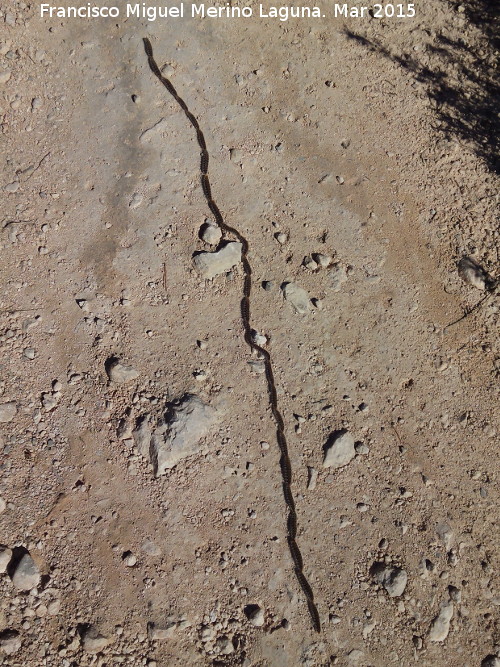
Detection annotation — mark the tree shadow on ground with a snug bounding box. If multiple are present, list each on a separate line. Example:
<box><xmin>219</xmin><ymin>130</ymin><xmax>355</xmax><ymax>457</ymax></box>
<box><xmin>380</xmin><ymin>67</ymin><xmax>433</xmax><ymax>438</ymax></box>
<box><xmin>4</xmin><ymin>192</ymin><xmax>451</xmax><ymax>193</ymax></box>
<box><xmin>345</xmin><ymin>0</ymin><xmax>499</xmax><ymax>173</ymax></box>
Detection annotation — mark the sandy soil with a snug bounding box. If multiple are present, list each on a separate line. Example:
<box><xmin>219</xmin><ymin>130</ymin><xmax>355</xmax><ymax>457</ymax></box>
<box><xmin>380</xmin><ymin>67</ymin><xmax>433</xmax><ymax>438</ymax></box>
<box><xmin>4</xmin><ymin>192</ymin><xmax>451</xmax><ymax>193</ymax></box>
<box><xmin>0</xmin><ymin>1</ymin><xmax>498</xmax><ymax>665</ymax></box>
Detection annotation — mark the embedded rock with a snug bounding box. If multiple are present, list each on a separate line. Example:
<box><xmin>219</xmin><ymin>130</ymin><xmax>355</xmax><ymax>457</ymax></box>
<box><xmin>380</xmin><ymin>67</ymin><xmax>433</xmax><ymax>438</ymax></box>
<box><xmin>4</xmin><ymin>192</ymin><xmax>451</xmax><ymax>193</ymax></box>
<box><xmin>193</xmin><ymin>242</ymin><xmax>242</xmax><ymax>279</ymax></box>
<box><xmin>323</xmin><ymin>430</ymin><xmax>355</xmax><ymax>469</ymax></box>
<box><xmin>151</xmin><ymin>395</ymin><xmax>218</xmax><ymax>474</ymax></box>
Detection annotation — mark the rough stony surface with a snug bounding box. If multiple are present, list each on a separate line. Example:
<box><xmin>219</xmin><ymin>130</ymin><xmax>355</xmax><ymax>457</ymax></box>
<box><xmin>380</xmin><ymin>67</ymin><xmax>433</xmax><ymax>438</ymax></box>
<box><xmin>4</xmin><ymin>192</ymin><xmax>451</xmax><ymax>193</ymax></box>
<box><xmin>192</xmin><ymin>242</ymin><xmax>242</xmax><ymax>278</ymax></box>
<box><xmin>150</xmin><ymin>395</ymin><xmax>219</xmax><ymax>474</ymax></box>
<box><xmin>323</xmin><ymin>430</ymin><xmax>356</xmax><ymax>469</ymax></box>
<box><xmin>0</xmin><ymin>4</ymin><xmax>498</xmax><ymax>665</ymax></box>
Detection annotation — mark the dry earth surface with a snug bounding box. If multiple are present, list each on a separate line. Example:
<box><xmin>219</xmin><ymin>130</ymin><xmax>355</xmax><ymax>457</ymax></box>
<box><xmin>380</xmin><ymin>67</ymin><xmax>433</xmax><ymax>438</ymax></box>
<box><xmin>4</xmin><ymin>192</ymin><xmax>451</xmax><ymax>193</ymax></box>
<box><xmin>0</xmin><ymin>1</ymin><xmax>499</xmax><ymax>665</ymax></box>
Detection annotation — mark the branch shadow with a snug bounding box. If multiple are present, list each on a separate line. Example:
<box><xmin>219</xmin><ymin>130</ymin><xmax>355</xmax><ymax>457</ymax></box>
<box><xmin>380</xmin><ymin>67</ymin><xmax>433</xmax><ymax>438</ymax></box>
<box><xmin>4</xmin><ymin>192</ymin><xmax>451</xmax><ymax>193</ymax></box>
<box><xmin>345</xmin><ymin>0</ymin><xmax>500</xmax><ymax>173</ymax></box>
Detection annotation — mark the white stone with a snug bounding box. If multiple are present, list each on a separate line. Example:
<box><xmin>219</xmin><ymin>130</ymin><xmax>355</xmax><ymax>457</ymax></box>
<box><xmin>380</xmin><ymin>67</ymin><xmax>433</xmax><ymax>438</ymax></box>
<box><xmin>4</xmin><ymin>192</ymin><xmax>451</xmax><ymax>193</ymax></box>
<box><xmin>0</xmin><ymin>547</ymin><xmax>12</xmax><ymax>574</ymax></box>
<box><xmin>323</xmin><ymin>431</ymin><xmax>355</xmax><ymax>469</ymax></box>
<box><xmin>303</xmin><ymin>256</ymin><xmax>318</xmax><ymax>270</ymax></box>
<box><xmin>106</xmin><ymin>360</ymin><xmax>139</xmax><ymax>384</ymax></box>
<box><xmin>329</xmin><ymin>264</ymin><xmax>348</xmax><ymax>292</ymax></box>
<box><xmin>47</xmin><ymin>599</ymin><xmax>61</xmax><ymax>615</ymax></box>
<box><xmin>193</xmin><ymin>242</ymin><xmax>242</xmax><ymax>279</ymax></box>
<box><xmin>458</xmin><ymin>256</ymin><xmax>488</xmax><ymax>290</ymax></box>
<box><xmin>371</xmin><ymin>563</ymin><xmax>408</xmax><ymax>597</ymax></box>
<box><xmin>428</xmin><ymin>601</ymin><xmax>453</xmax><ymax>642</ymax></box>
<box><xmin>0</xmin><ymin>630</ymin><xmax>21</xmax><ymax>655</ymax></box>
<box><xmin>482</xmin><ymin>657</ymin><xmax>500</xmax><ymax>667</ymax></box>
<box><xmin>82</xmin><ymin>626</ymin><xmax>111</xmax><ymax>653</ymax></box>
<box><xmin>200</xmin><ymin>222</ymin><xmax>222</xmax><ymax>246</ymax></box>
<box><xmin>244</xmin><ymin>605</ymin><xmax>264</xmax><ymax>627</ymax></box>
<box><xmin>282</xmin><ymin>282</ymin><xmax>311</xmax><ymax>314</ymax></box>
<box><xmin>0</xmin><ymin>402</ymin><xmax>17</xmax><ymax>423</ymax></box>
<box><xmin>10</xmin><ymin>553</ymin><xmax>40</xmax><ymax>590</ymax></box>
<box><xmin>0</xmin><ymin>498</ymin><xmax>5</xmax><ymax>514</ymax></box>
<box><xmin>132</xmin><ymin>418</ymin><xmax>152</xmax><ymax>459</ymax></box>
<box><xmin>315</xmin><ymin>253</ymin><xmax>332</xmax><ymax>268</ymax></box>
<box><xmin>151</xmin><ymin>395</ymin><xmax>218</xmax><ymax>474</ymax></box>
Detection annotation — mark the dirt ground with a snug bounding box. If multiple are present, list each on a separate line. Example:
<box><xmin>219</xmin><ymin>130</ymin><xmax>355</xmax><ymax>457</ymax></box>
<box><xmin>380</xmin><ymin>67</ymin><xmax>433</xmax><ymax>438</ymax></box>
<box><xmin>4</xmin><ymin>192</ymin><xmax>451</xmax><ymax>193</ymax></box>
<box><xmin>0</xmin><ymin>1</ymin><xmax>498</xmax><ymax>665</ymax></box>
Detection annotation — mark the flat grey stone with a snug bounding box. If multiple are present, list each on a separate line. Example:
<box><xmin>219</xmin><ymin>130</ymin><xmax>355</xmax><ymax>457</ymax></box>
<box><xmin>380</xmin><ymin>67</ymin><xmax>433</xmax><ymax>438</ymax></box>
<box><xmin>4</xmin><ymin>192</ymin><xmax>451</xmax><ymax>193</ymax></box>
<box><xmin>428</xmin><ymin>601</ymin><xmax>453</xmax><ymax>642</ymax></box>
<box><xmin>0</xmin><ymin>630</ymin><xmax>21</xmax><ymax>655</ymax></box>
<box><xmin>323</xmin><ymin>430</ymin><xmax>355</xmax><ymax>469</ymax></box>
<box><xmin>148</xmin><ymin>622</ymin><xmax>177</xmax><ymax>640</ymax></box>
<box><xmin>371</xmin><ymin>563</ymin><xmax>408</xmax><ymax>597</ymax></box>
<box><xmin>329</xmin><ymin>263</ymin><xmax>348</xmax><ymax>292</ymax></box>
<box><xmin>200</xmin><ymin>221</ymin><xmax>222</xmax><ymax>246</ymax></box>
<box><xmin>106</xmin><ymin>360</ymin><xmax>139</xmax><ymax>384</ymax></box>
<box><xmin>193</xmin><ymin>242</ymin><xmax>242</xmax><ymax>279</ymax></box>
<box><xmin>0</xmin><ymin>402</ymin><xmax>17</xmax><ymax>423</ymax></box>
<box><xmin>151</xmin><ymin>395</ymin><xmax>218</xmax><ymax>474</ymax></box>
<box><xmin>132</xmin><ymin>418</ymin><xmax>152</xmax><ymax>459</ymax></box>
<box><xmin>10</xmin><ymin>553</ymin><xmax>40</xmax><ymax>591</ymax></box>
<box><xmin>282</xmin><ymin>282</ymin><xmax>311</xmax><ymax>314</ymax></box>
<box><xmin>82</xmin><ymin>626</ymin><xmax>111</xmax><ymax>653</ymax></box>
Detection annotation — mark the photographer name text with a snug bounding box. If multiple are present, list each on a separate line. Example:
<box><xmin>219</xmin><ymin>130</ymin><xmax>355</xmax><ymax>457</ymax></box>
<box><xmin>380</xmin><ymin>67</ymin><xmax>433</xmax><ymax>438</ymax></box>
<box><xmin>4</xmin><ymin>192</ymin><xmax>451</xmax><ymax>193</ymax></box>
<box><xmin>40</xmin><ymin>3</ymin><xmax>417</xmax><ymax>21</ymax></box>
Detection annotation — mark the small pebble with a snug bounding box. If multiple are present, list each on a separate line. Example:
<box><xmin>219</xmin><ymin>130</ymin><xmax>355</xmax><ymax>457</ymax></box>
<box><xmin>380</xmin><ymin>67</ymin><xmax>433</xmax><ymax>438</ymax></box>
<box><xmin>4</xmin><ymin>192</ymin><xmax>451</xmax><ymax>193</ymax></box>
<box><xmin>314</xmin><ymin>253</ymin><xmax>332</xmax><ymax>268</ymax></box>
<box><xmin>303</xmin><ymin>256</ymin><xmax>318</xmax><ymax>270</ymax></box>
<box><xmin>370</xmin><ymin>562</ymin><xmax>408</xmax><ymax>597</ymax></box>
<box><xmin>275</xmin><ymin>232</ymin><xmax>288</xmax><ymax>245</ymax></box>
<box><xmin>200</xmin><ymin>221</ymin><xmax>222</xmax><ymax>246</ymax></box>
<box><xmin>122</xmin><ymin>551</ymin><xmax>137</xmax><ymax>567</ymax></box>
<box><xmin>229</xmin><ymin>148</ymin><xmax>242</xmax><ymax>163</ymax></box>
<box><xmin>23</xmin><ymin>348</ymin><xmax>36</xmax><ymax>360</ymax></box>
